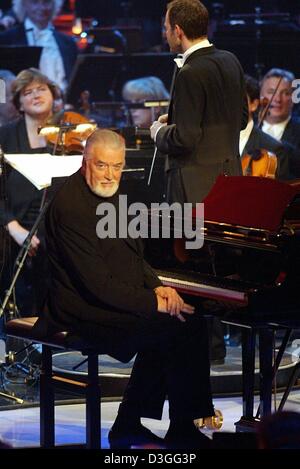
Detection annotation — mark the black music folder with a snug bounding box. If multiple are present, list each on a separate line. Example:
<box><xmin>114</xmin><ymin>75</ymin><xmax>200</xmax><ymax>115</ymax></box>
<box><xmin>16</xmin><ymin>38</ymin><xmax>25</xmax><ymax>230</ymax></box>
<box><xmin>0</xmin><ymin>46</ymin><xmax>42</xmax><ymax>74</ymax></box>
<box><xmin>67</xmin><ymin>52</ymin><xmax>175</xmax><ymax>105</ymax></box>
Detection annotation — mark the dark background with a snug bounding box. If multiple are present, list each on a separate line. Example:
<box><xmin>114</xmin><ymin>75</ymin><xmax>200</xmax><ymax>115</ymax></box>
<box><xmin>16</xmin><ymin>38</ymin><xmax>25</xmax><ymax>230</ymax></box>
<box><xmin>74</xmin><ymin>1</ymin><xmax>299</xmax><ymax>19</ymax></box>
<box><xmin>67</xmin><ymin>0</ymin><xmax>300</xmax><ymax>104</ymax></box>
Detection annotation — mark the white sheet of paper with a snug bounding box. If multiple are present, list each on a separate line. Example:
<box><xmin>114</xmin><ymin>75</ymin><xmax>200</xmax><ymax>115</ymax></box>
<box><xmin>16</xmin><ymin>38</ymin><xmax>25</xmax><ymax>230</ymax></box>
<box><xmin>4</xmin><ymin>153</ymin><xmax>83</xmax><ymax>190</ymax></box>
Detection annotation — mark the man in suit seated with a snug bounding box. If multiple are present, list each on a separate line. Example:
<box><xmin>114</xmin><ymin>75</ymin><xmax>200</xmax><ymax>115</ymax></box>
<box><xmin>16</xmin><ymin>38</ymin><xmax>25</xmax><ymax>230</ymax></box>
<box><xmin>0</xmin><ymin>0</ymin><xmax>77</xmax><ymax>92</ymax></box>
<box><xmin>260</xmin><ymin>68</ymin><xmax>300</xmax><ymax>178</ymax></box>
<box><xmin>42</xmin><ymin>128</ymin><xmax>215</xmax><ymax>449</ymax></box>
<box><xmin>240</xmin><ymin>74</ymin><xmax>291</xmax><ymax>180</ymax></box>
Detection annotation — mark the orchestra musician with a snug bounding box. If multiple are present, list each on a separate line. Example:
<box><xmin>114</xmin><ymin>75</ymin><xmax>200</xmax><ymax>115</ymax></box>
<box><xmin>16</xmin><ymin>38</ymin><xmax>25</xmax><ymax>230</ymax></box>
<box><xmin>0</xmin><ymin>0</ymin><xmax>77</xmax><ymax>92</ymax></box>
<box><xmin>40</xmin><ymin>128</ymin><xmax>215</xmax><ymax>449</ymax></box>
<box><xmin>150</xmin><ymin>0</ymin><xmax>248</xmax><ymax>205</ymax></box>
<box><xmin>240</xmin><ymin>74</ymin><xmax>291</xmax><ymax>180</ymax></box>
<box><xmin>260</xmin><ymin>68</ymin><xmax>300</xmax><ymax>178</ymax></box>
<box><xmin>122</xmin><ymin>76</ymin><xmax>170</xmax><ymax>128</ymax></box>
<box><xmin>0</xmin><ymin>68</ymin><xmax>57</xmax><ymax>320</ymax></box>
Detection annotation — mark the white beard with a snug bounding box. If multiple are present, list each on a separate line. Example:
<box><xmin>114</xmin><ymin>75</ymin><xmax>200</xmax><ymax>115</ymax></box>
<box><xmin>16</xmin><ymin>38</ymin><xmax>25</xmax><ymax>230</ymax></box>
<box><xmin>90</xmin><ymin>181</ymin><xmax>119</xmax><ymax>198</ymax></box>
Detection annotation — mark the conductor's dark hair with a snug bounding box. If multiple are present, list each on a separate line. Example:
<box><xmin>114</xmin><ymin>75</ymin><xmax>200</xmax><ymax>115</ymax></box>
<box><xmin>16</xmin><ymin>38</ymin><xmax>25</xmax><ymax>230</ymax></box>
<box><xmin>167</xmin><ymin>0</ymin><xmax>209</xmax><ymax>39</ymax></box>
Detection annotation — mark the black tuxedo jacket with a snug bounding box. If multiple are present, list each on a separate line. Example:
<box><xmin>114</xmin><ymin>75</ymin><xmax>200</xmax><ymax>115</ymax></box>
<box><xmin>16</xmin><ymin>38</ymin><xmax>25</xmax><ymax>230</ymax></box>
<box><xmin>281</xmin><ymin>117</ymin><xmax>300</xmax><ymax>178</ymax></box>
<box><xmin>156</xmin><ymin>45</ymin><xmax>248</xmax><ymax>203</ymax></box>
<box><xmin>0</xmin><ymin>24</ymin><xmax>77</xmax><ymax>80</ymax></box>
<box><xmin>44</xmin><ymin>170</ymin><xmax>161</xmax><ymax>356</ymax></box>
<box><xmin>242</xmin><ymin>125</ymin><xmax>290</xmax><ymax>180</ymax></box>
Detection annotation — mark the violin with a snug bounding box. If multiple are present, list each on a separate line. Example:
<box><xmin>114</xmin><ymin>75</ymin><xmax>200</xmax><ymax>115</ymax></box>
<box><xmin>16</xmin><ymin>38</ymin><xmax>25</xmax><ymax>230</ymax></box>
<box><xmin>241</xmin><ymin>76</ymin><xmax>283</xmax><ymax>179</ymax></box>
<box><xmin>241</xmin><ymin>148</ymin><xmax>277</xmax><ymax>179</ymax></box>
<box><xmin>40</xmin><ymin>110</ymin><xmax>97</xmax><ymax>155</ymax></box>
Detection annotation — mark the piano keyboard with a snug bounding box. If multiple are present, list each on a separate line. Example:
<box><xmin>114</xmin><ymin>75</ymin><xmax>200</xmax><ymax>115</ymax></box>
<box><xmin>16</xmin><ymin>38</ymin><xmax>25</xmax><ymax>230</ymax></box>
<box><xmin>157</xmin><ymin>270</ymin><xmax>254</xmax><ymax>305</ymax></box>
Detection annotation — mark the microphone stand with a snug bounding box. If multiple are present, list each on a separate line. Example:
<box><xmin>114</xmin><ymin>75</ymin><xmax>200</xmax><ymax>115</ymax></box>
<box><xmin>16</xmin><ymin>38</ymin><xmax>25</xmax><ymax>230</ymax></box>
<box><xmin>0</xmin><ymin>191</ymin><xmax>49</xmax><ymax>402</ymax></box>
<box><xmin>0</xmin><ymin>149</ymin><xmax>25</xmax><ymax>403</ymax></box>
<box><xmin>0</xmin><ymin>196</ymin><xmax>49</xmax><ymax>320</ymax></box>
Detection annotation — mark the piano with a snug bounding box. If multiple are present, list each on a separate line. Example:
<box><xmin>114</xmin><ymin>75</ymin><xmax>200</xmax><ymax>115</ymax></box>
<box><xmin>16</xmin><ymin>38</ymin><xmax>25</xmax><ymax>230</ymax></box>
<box><xmin>144</xmin><ymin>175</ymin><xmax>300</xmax><ymax>430</ymax></box>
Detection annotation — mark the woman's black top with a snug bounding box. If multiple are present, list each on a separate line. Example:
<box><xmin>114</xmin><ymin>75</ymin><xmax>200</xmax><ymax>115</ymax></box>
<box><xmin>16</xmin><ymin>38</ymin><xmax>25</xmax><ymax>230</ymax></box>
<box><xmin>0</xmin><ymin>118</ymin><xmax>49</xmax><ymax>229</ymax></box>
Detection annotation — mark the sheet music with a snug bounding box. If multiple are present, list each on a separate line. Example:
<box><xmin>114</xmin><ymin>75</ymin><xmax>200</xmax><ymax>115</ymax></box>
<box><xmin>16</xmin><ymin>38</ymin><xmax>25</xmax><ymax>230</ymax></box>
<box><xmin>4</xmin><ymin>153</ymin><xmax>83</xmax><ymax>190</ymax></box>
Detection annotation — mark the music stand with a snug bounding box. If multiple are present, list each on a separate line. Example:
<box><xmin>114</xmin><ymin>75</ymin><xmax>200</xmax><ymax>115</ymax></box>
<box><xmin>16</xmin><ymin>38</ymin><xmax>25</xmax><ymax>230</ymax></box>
<box><xmin>125</xmin><ymin>52</ymin><xmax>175</xmax><ymax>86</ymax></box>
<box><xmin>202</xmin><ymin>175</ymin><xmax>299</xmax><ymax>232</ymax></box>
<box><xmin>213</xmin><ymin>13</ymin><xmax>300</xmax><ymax>79</ymax></box>
<box><xmin>66</xmin><ymin>52</ymin><xmax>175</xmax><ymax>106</ymax></box>
<box><xmin>90</xmin><ymin>99</ymin><xmax>169</xmax><ymax>129</ymax></box>
<box><xmin>0</xmin><ymin>46</ymin><xmax>42</xmax><ymax>74</ymax></box>
<box><xmin>86</xmin><ymin>26</ymin><xmax>143</xmax><ymax>53</ymax></box>
<box><xmin>67</xmin><ymin>53</ymin><xmax>123</xmax><ymax>105</ymax></box>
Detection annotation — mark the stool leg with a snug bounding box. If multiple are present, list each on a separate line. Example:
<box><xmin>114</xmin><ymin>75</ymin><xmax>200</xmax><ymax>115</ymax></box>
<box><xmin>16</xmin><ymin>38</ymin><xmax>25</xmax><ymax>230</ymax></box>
<box><xmin>40</xmin><ymin>344</ymin><xmax>55</xmax><ymax>447</ymax></box>
<box><xmin>86</xmin><ymin>353</ymin><xmax>101</xmax><ymax>449</ymax></box>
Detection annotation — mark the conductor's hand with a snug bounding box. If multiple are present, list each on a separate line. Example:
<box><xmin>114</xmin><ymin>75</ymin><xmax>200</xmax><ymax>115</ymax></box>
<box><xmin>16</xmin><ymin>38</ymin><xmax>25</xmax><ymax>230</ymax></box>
<box><xmin>158</xmin><ymin>114</ymin><xmax>168</xmax><ymax>124</ymax></box>
<box><xmin>150</xmin><ymin>120</ymin><xmax>166</xmax><ymax>140</ymax></box>
<box><xmin>155</xmin><ymin>286</ymin><xmax>195</xmax><ymax>322</ymax></box>
<box><xmin>7</xmin><ymin>220</ymin><xmax>40</xmax><ymax>256</ymax></box>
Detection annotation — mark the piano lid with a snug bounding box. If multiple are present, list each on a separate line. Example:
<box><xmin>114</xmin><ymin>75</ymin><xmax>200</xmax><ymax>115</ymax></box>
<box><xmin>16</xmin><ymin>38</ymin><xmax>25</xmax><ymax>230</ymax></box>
<box><xmin>200</xmin><ymin>175</ymin><xmax>299</xmax><ymax>233</ymax></box>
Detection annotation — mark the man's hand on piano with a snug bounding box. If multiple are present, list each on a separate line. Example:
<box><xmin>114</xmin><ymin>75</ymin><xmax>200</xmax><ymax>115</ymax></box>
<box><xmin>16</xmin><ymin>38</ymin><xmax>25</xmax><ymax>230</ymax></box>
<box><xmin>155</xmin><ymin>286</ymin><xmax>195</xmax><ymax>322</ymax></box>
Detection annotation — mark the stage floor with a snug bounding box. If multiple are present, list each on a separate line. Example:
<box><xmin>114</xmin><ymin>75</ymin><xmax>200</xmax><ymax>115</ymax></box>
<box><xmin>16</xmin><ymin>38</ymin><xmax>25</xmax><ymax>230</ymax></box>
<box><xmin>0</xmin><ymin>391</ymin><xmax>300</xmax><ymax>448</ymax></box>
<box><xmin>0</xmin><ymin>341</ymin><xmax>300</xmax><ymax>449</ymax></box>
<box><xmin>0</xmin><ymin>343</ymin><xmax>299</xmax><ymax>406</ymax></box>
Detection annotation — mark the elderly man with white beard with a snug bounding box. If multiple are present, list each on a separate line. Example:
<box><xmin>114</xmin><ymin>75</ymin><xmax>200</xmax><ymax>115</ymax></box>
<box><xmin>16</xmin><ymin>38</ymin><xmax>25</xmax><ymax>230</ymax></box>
<box><xmin>36</xmin><ymin>128</ymin><xmax>216</xmax><ymax>450</ymax></box>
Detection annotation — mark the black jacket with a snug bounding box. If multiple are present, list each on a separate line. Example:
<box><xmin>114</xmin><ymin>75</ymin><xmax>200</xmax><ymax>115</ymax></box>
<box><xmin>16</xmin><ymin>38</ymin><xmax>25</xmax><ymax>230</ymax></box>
<box><xmin>281</xmin><ymin>117</ymin><xmax>300</xmax><ymax>178</ymax></box>
<box><xmin>45</xmin><ymin>170</ymin><xmax>161</xmax><ymax>338</ymax></box>
<box><xmin>0</xmin><ymin>23</ymin><xmax>77</xmax><ymax>80</ymax></box>
<box><xmin>156</xmin><ymin>45</ymin><xmax>248</xmax><ymax>203</ymax></box>
<box><xmin>0</xmin><ymin>118</ymin><xmax>46</xmax><ymax>227</ymax></box>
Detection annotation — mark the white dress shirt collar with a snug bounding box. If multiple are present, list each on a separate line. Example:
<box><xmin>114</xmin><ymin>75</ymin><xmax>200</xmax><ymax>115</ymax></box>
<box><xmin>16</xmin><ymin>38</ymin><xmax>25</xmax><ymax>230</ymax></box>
<box><xmin>24</xmin><ymin>18</ymin><xmax>67</xmax><ymax>92</ymax></box>
<box><xmin>174</xmin><ymin>39</ymin><xmax>212</xmax><ymax>68</ymax></box>
<box><xmin>262</xmin><ymin>116</ymin><xmax>291</xmax><ymax>142</ymax></box>
<box><xmin>239</xmin><ymin>119</ymin><xmax>254</xmax><ymax>156</ymax></box>
<box><xmin>24</xmin><ymin>18</ymin><xmax>53</xmax><ymax>37</ymax></box>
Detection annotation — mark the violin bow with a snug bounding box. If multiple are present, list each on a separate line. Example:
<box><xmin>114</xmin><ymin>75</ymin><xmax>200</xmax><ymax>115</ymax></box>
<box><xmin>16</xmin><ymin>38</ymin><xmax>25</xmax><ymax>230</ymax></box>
<box><xmin>258</xmin><ymin>76</ymin><xmax>283</xmax><ymax>128</ymax></box>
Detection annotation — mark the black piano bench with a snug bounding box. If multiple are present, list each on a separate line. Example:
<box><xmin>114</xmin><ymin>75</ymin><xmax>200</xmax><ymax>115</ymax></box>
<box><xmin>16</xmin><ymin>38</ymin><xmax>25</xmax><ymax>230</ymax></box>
<box><xmin>5</xmin><ymin>317</ymin><xmax>105</xmax><ymax>449</ymax></box>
